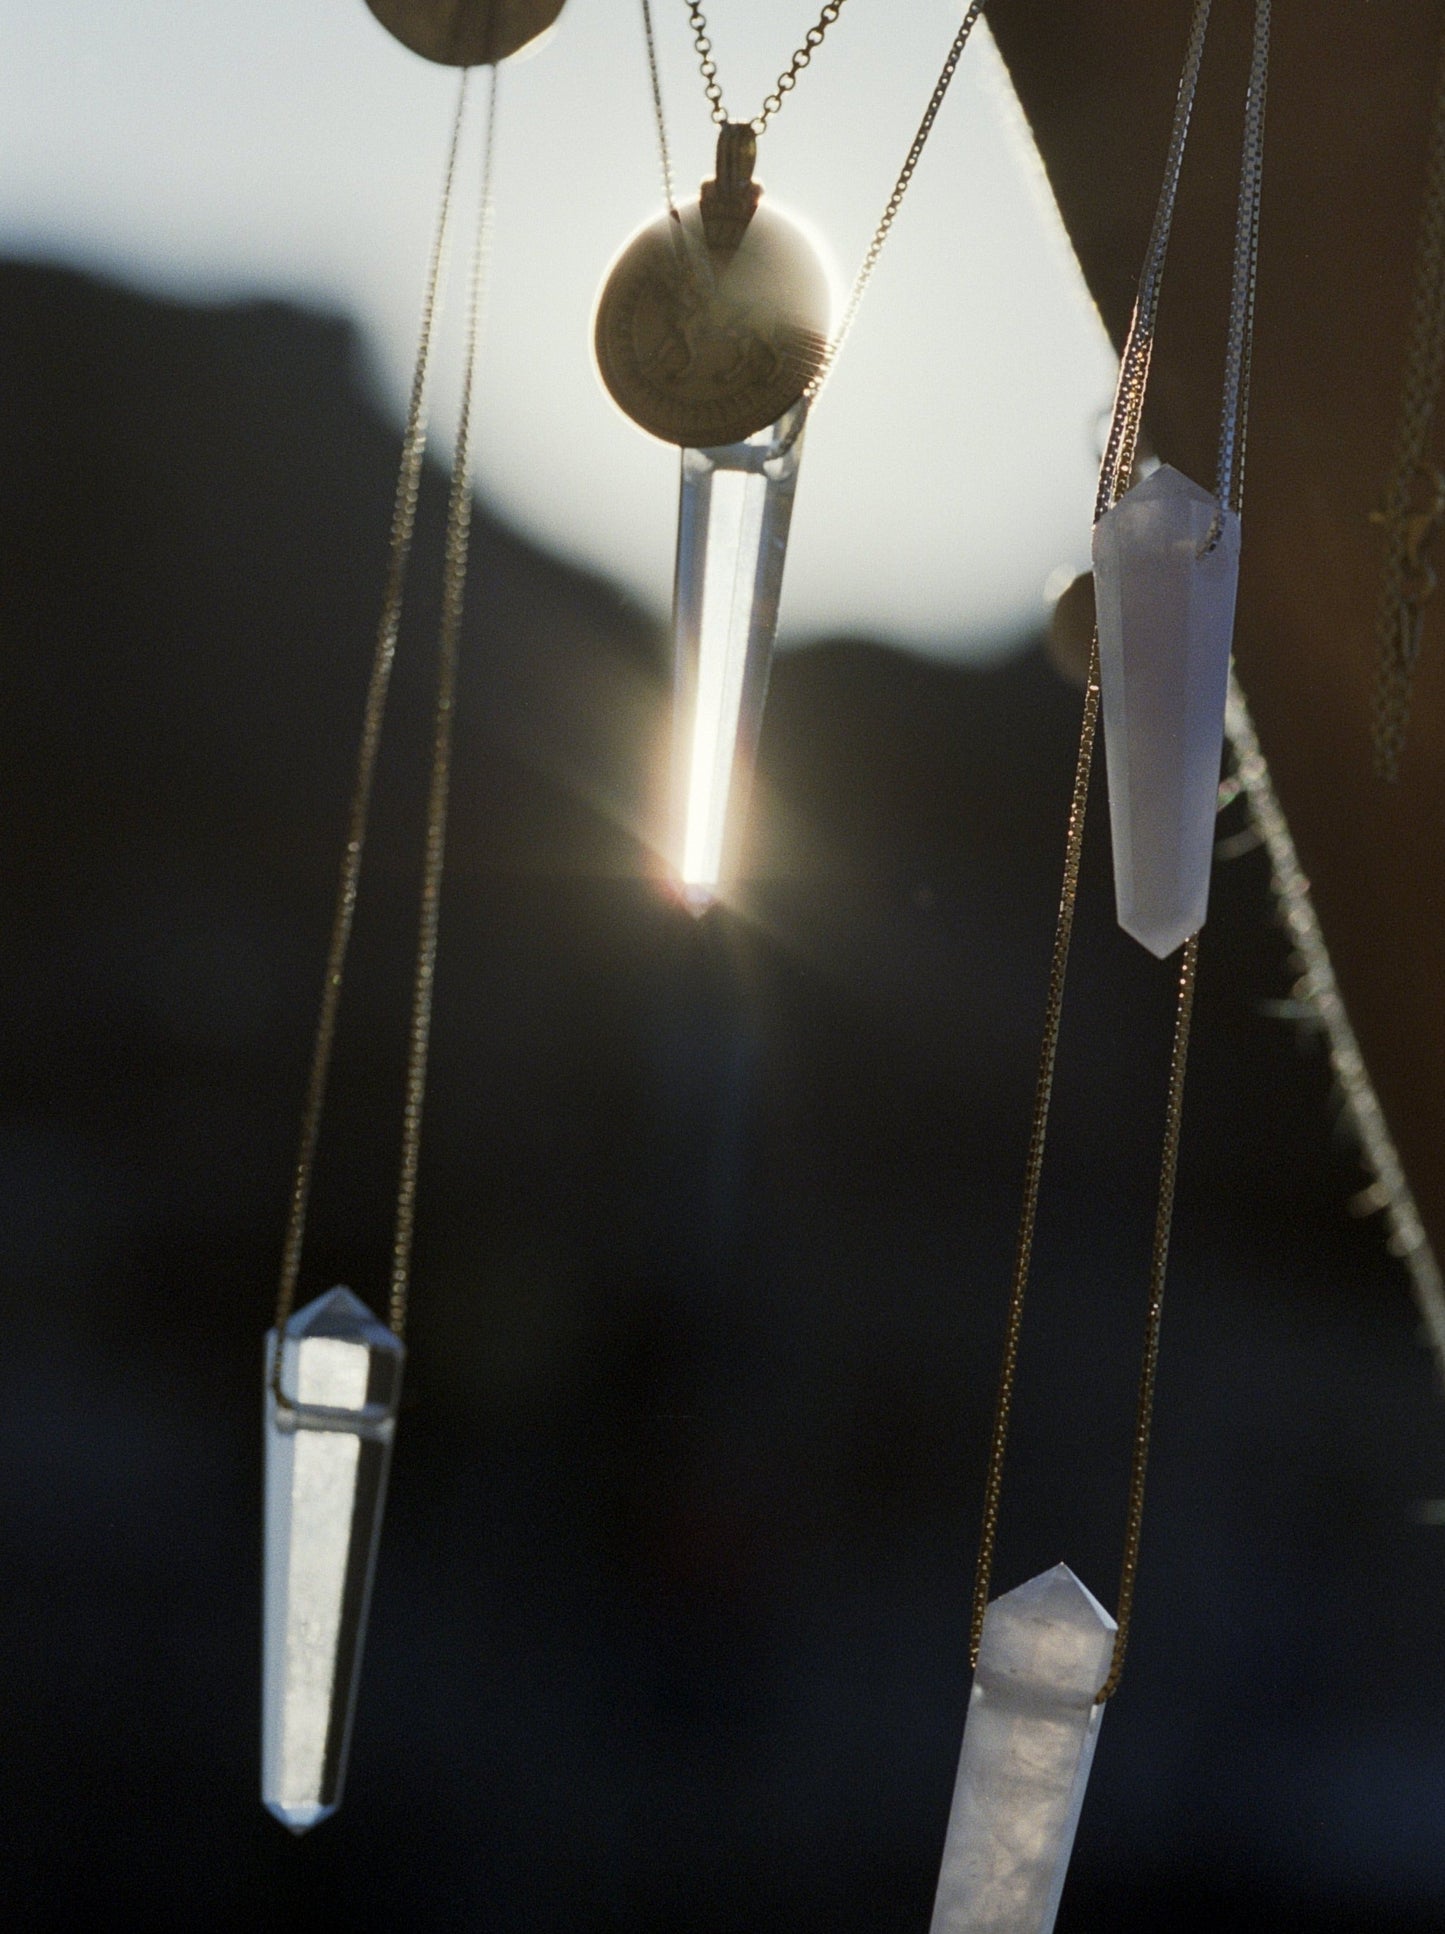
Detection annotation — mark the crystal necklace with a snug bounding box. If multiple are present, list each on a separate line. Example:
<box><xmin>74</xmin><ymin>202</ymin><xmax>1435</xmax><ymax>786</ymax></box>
<box><xmin>597</xmin><ymin>0</ymin><xmax>989</xmax><ymax>909</ymax></box>
<box><xmin>261</xmin><ymin>1</ymin><xmax>568</xmax><ymax>1835</ymax></box>
<box><xmin>927</xmin><ymin>6</ymin><xmax>1272</xmax><ymax>1929</ymax></box>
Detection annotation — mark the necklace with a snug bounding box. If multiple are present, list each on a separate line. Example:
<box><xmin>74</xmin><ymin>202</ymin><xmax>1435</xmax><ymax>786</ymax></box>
<box><xmin>594</xmin><ymin>6</ymin><xmax>852</xmax><ymax>449</ymax></box>
<box><xmin>599</xmin><ymin>0</ymin><xmax>989</xmax><ymax>908</ymax></box>
<box><xmin>927</xmin><ymin>6</ymin><xmax>1272</xmax><ymax>1928</ymax></box>
<box><xmin>261</xmin><ymin>4</ymin><xmax>566</xmax><ymax>1836</ymax></box>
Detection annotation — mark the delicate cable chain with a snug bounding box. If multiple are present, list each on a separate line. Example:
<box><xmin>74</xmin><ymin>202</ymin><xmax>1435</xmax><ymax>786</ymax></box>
<box><xmin>1099</xmin><ymin>0</ymin><xmax>1213</xmax><ymax>518</ymax></box>
<box><xmin>967</xmin><ymin>0</ymin><xmax>1214</xmax><ymax>1679</ymax></box>
<box><xmin>1096</xmin><ymin>934</ymin><xmax>1198</xmax><ymax>1699</ymax></box>
<box><xmin>390</xmin><ymin>67</ymin><xmax>501</xmax><ymax>1340</ymax></box>
<box><xmin>807</xmin><ymin>1</ymin><xmax>988</xmax><ymax>403</ymax></box>
<box><xmin>683</xmin><ymin>0</ymin><xmax>848</xmax><ymax>133</ymax></box>
<box><xmin>1372</xmin><ymin>20</ymin><xmax>1445</xmax><ymax>781</ymax></box>
<box><xmin>271</xmin><ymin>72</ymin><xmax>470</xmax><ymax>1382</ymax></box>
<box><xmin>640</xmin><ymin>0</ymin><xmax>679</xmax><ymax>214</ymax></box>
<box><xmin>1216</xmin><ymin>0</ymin><xmax>1270</xmax><ymax>515</ymax></box>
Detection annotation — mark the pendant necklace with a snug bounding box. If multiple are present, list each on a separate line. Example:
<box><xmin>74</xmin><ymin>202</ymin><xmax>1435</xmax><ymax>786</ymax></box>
<box><xmin>597</xmin><ymin>0</ymin><xmax>988</xmax><ymax>910</ymax></box>
<box><xmin>928</xmin><ymin>5</ymin><xmax>1271</xmax><ymax>1929</ymax></box>
<box><xmin>261</xmin><ymin>0</ymin><xmax>568</xmax><ymax>1835</ymax></box>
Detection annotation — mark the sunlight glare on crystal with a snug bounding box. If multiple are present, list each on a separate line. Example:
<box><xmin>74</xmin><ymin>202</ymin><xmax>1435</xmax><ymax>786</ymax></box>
<box><xmin>673</xmin><ymin>407</ymin><xmax>805</xmax><ymax>906</ymax></box>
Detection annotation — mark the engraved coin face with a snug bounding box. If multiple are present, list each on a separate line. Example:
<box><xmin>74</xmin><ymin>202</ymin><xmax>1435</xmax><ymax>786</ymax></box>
<box><xmin>364</xmin><ymin>0</ymin><xmax>566</xmax><ymax>66</ymax></box>
<box><xmin>594</xmin><ymin>202</ymin><xmax>832</xmax><ymax>449</ymax></box>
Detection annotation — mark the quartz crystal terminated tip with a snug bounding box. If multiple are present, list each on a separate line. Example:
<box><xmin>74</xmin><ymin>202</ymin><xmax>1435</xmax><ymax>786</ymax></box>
<box><xmin>930</xmin><ymin>1564</ymin><xmax>1116</xmax><ymax>1934</ymax></box>
<box><xmin>672</xmin><ymin>404</ymin><xmax>806</xmax><ymax>909</ymax></box>
<box><xmin>1092</xmin><ymin>464</ymin><xmax>1241</xmax><ymax>958</ymax></box>
<box><xmin>263</xmin><ymin>1287</ymin><xmax>404</xmax><ymax>1833</ymax></box>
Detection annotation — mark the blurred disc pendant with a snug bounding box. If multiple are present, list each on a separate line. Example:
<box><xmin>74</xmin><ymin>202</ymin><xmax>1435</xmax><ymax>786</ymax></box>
<box><xmin>595</xmin><ymin>124</ymin><xmax>831</xmax><ymax>450</ymax></box>
<box><xmin>365</xmin><ymin>0</ymin><xmax>566</xmax><ymax>64</ymax></box>
<box><xmin>1092</xmin><ymin>466</ymin><xmax>1240</xmax><ymax>958</ymax></box>
<box><xmin>673</xmin><ymin>399</ymin><xmax>806</xmax><ymax>910</ymax></box>
<box><xmin>264</xmin><ymin>1291</ymin><xmax>404</xmax><ymax>1832</ymax></box>
<box><xmin>929</xmin><ymin>1568</ymin><xmax>1115</xmax><ymax>1934</ymax></box>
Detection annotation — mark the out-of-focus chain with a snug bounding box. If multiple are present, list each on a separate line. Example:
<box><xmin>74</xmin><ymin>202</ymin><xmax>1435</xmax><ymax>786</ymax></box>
<box><xmin>272</xmin><ymin>72</ymin><xmax>470</xmax><ymax>1381</ymax></box>
<box><xmin>390</xmin><ymin>68</ymin><xmax>501</xmax><ymax>1341</ymax></box>
<box><xmin>683</xmin><ymin>0</ymin><xmax>848</xmax><ymax>133</ymax></box>
<box><xmin>1372</xmin><ymin>21</ymin><xmax>1445</xmax><ymax>781</ymax></box>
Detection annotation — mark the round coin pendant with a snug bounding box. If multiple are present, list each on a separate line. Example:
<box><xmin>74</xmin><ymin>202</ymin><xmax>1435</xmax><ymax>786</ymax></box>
<box><xmin>594</xmin><ymin>125</ymin><xmax>832</xmax><ymax>448</ymax></box>
<box><xmin>364</xmin><ymin>0</ymin><xmax>567</xmax><ymax>66</ymax></box>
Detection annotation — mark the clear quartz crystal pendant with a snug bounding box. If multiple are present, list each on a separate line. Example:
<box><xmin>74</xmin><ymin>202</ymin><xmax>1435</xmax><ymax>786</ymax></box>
<box><xmin>263</xmin><ymin>1288</ymin><xmax>404</xmax><ymax>1832</ymax></box>
<box><xmin>672</xmin><ymin>400</ymin><xmax>806</xmax><ymax>911</ymax></box>
<box><xmin>930</xmin><ymin>1565</ymin><xmax>1116</xmax><ymax>1934</ymax></box>
<box><xmin>1092</xmin><ymin>464</ymin><xmax>1241</xmax><ymax>958</ymax></box>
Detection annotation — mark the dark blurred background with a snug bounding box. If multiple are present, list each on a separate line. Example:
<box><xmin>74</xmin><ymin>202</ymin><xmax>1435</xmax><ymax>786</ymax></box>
<box><xmin>2</xmin><ymin>260</ymin><xmax>1443</xmax><ymax>1931</ymax></box>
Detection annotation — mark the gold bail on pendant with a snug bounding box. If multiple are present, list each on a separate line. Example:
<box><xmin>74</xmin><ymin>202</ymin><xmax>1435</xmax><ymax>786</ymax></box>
<box><xmin>700</xmin><ymin>122</ymin><xmax>762</xmax><ymax>252</ymax></box>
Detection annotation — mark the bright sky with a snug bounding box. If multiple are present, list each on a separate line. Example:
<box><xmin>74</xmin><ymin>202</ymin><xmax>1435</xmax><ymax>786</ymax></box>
<box><xmin>0</xmin><ymin>0</ymin><xmax>1117</xmax><ymax>655</ymax></box>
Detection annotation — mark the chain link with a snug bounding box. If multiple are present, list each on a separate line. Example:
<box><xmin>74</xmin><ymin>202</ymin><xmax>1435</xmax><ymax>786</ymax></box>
<box><xmin>1372</xmin><ymin>19</ymin><xmax>1445</xmax><ymax>781</ymax></box>
<box><xmin>683</xmin><ymin>1</ymin><xmax>848</xmax><ymax>134</ymax></box>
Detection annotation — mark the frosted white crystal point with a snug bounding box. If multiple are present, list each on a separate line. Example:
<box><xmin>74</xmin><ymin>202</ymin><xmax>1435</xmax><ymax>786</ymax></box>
<box><xmin>929</xmin><ymin>1564</ymin><xmax>1116</xmax><ymax>1934</ymax></box>
<box><xmin>262</xmin><ymin>1287</ymin><xmax>404</xmax><ymax>1832</ymax></box>
<box><xmin>672</xmin><ymin>405</ymin><xmax>805</xmax><ymax>903</ymax></box>
<box><xmin>1092</xmin><ymin>465</ymin><xmax>1241</xmax><ymax>958</ymax></box>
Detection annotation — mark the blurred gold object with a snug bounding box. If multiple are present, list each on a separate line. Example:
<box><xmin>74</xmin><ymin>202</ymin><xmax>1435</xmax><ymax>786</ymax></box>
<box><xmin>594</xmin><ymin>125</ymin><xmax>830</xmax><ymax>448</ymax></box>
<box><xmin>364</xmin><ymin>0</ymin><xmax>565</xmax><ymax>66</ymax></box>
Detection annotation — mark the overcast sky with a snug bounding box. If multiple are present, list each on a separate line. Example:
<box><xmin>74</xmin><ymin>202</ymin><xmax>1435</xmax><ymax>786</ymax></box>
<box><xmin>0</xmin><ymin>0</ymin><xmax>1118</xmax><ymax>654</ymax></box>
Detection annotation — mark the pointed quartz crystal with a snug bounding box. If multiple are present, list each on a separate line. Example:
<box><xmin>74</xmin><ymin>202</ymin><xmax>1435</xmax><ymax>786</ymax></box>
<box><xmin>672</xmin><ymin>401</ymin><xmax>806</xmax><ymax>912</ymax></box>
<box><xmin>263</xmin><ymin>1287</ymin><xmax>404</xmax><ymax>1832</ymax></box>
<box><xmin>930</xmin><ymin>1564</ymin><xmax>1116</xmax><ymax>1934</ymax></box>
<box><xmin>1092</xmin><ymin>464</ymin><xmax>1241</xmax><ymax>957</ymax></box>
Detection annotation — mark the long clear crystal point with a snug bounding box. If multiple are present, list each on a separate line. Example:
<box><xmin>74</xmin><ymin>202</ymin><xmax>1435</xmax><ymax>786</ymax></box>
<box><xmin>930</xmin><ymin>1564</ymin><xmax>1116</xmax><ymax>1934</ymax></box>
<box><xmin>263</xmin><ymin>1287</ymin><xmax>404</xmax><ymax>1833</ymax></box>
<box><xmin>672</xmin><ymin>401</ymin><xmax>806</xmax><ymax>908</ymax></box>
<box><xmin>1092</xmin><ymin>464</ymin><xmax>1241</xmax><ymax>958</ymax></box>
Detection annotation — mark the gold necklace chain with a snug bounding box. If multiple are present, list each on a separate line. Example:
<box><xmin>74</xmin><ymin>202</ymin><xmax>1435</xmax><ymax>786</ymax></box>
<box><xmin>969</xmin><ymin>0</ymin><xmax>1270</xmax><ymax>1704</ymax></box>
<box><xmin>272</xmin><ymin>68</ymin><xmax>499</xmax><ymax>1370</ymax></box>
<box><xmin>390</xmin><ymin>68</ymin><xmax>501</xmax><ymax>1341</ymax></box>
<box><xmin>683</xmin><ymin>0</ymin><xmax>849</xmax><ymax>134</ymax></box>
<box><xmin>1372</xmin><ymin>19</ymin><xmax>1445</xmax><ymax>782</ymax></box>
<box><xmin>272</xmin><ymin>72</ymin><xmax>470</xmax><ymax>1377</ymax></box>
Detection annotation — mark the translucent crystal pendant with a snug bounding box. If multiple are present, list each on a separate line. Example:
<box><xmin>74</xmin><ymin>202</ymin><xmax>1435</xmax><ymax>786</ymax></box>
<box><xmin>263</xmin><ymin>1287</ymin><xmax>404</xmax><ymax>1832</ymax></box>
<box><xmin>672</xmin><ymin>400</ymin><xmax>807</xmax><ymax>911</ymax></box>
<box><xmin>930</xmin><ymin>1565</ymin><xmax>1116</xmax><ymax>1934</ymax></box>
<box><xmin>1092</xmin><ymin>464</ymin><xmax>1241</xmax><ymax>958</ymax></box>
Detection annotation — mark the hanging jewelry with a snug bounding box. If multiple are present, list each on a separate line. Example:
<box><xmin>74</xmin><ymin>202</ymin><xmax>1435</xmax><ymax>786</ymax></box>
<box><xmin>599</xmin><ymin>0</ymin><xmax>988</xmax><ymax>909</ymax></box>
<box><xmin>1370</xmin><ymin>19</ymin><xmax>1445</xmax><ymax>782</ymax></box>
<box><xmin>928</xmin><ymin>7</ymin><xmax>1270</xmax><ymax>1929</ymax></box>
<box><xmin>262</xmin><ymin>9</ymin><xmax>525</xmax><ymax>1828</ymax></box>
